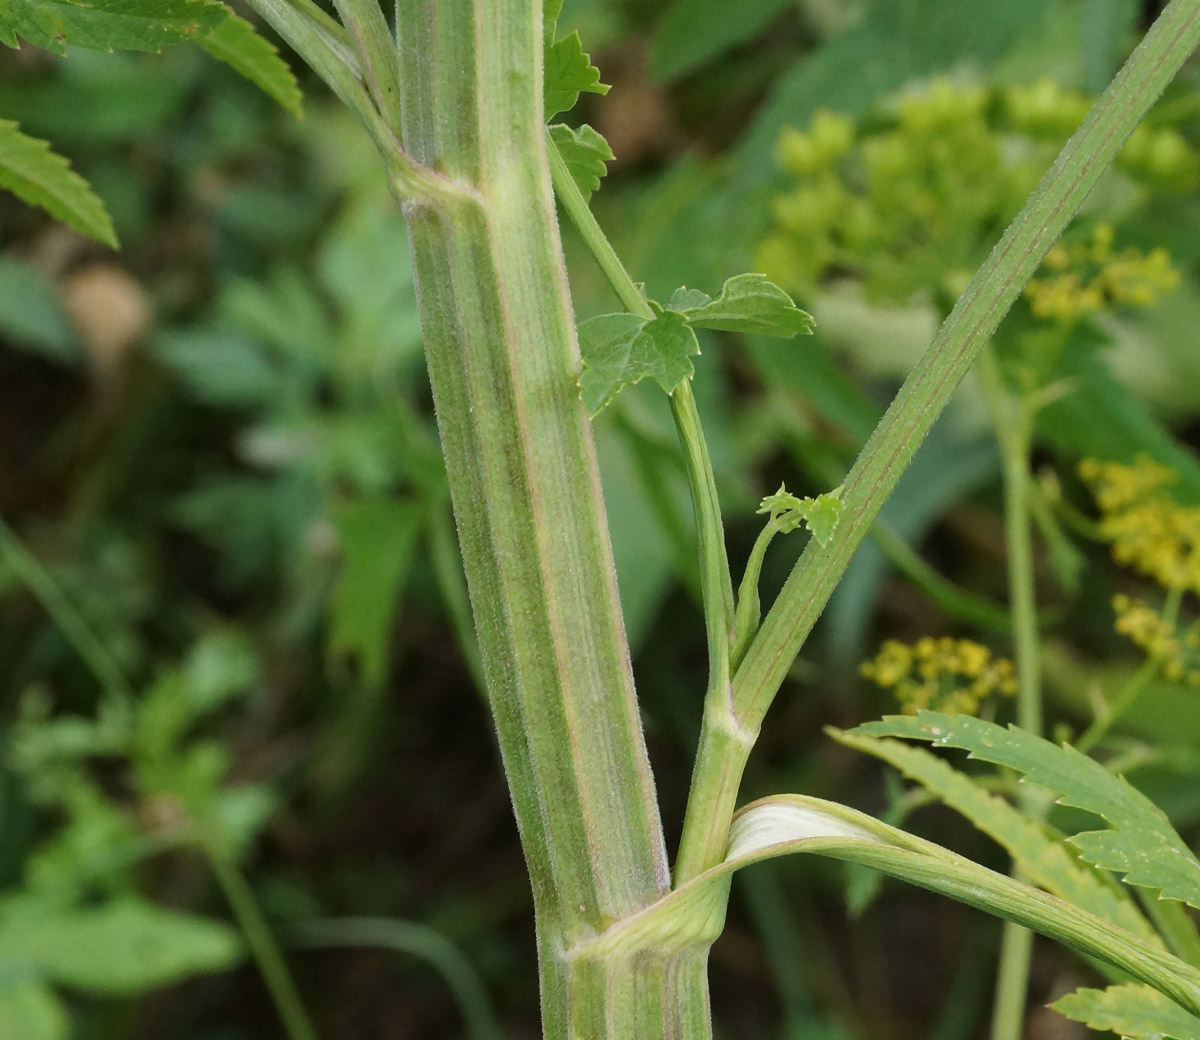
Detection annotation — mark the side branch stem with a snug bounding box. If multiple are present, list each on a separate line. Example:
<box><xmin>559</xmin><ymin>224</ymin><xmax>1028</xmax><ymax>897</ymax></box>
<box><xmin>547</xmin><ymin>131</ymin><xmax>738</xmax><ymax>883</ymax></box>
<box><xmin>674</xmin><ymin>0</ymin><xmax>1200</xmax><ymax>879</ymax></box>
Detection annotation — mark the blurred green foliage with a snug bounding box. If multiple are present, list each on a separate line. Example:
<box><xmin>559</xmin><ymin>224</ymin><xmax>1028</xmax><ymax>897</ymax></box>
<box><xmin>3</xmin><ymin>0</ymin><xmax>1200</xmax><ymax>1037</ymax></box>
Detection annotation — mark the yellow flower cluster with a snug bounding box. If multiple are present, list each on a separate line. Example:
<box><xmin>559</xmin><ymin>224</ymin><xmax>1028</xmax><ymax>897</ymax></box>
<box><xmin>1024</xmin><ymin>223</ymin><xmax>1179</xmax><ymax>322</ymax></box>
<box><xmin>1079</xmin><ymin>456</ymin><xmax>1200</xmax><ymax>594</ymax></box>
<box><xmin>758</xmin><ymin>78</ymin><xmax>1023</xmax><ymax>301</ymax></box>
<box><xmin>777</xmin><ymin>108</ymin><xmax>855</xmax><ymax>176</ymax></box>
<box><xmin>760</xmin><ymin>76</ymin><xmax>1198</xmax><ymax>306</ymax></box>
<box><xmin>1112</xmin><ymin>594</ymin><xmax>1200</xmax><ymax>685</ymax></box>
<box><xmin>860</xmin><ymin>637</ymin><xmax>1017</xmax><ymax>715</ymax></box>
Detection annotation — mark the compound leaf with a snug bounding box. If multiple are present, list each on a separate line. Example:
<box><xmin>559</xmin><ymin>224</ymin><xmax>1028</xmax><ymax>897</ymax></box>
<box><xmin>578</xmin><ymin>310</ymin><xmax>699</xmax><ymax>415</ymax></box>
<box><xmin>1052</xmin><ymin>983</ymin><xmax>1200</xmax><ymax>1039</ymax></box>
<box><xmin>834</xmin><ymin>729</ymin><xmax>1159</xmax><ymax>943</ymax></box>
<box><xmin>0</xmin><ymin>0</ymin><xmax>225</xmax><ymax>54</ymax></box>
<box><xmin>0</xmin><ymin>119</ymin><xmax>116</xmax><ymax>247</ymax></box>
<box><xmin>548</xmin><ymin>123</ymin><xmax>613</xmax><ymax>200</ymax></box>
<box><xmin>545</xmin><ymin>30</ymin><xmax>609</xmax><ymax>119</ymax></box>
<box><xmin>674</xmin><ymin>273</ymin><xmax>814</xmax><ymax>337</ymax></box>
<box><xmin>850</xmin><ymin>712</ymin><xmax>1200</xmax><ymax>908</ymax></box>
<box><xmin>197</xmin><ymin>6</ymin><xmax>302</xmax><ymax>116</ymax></box>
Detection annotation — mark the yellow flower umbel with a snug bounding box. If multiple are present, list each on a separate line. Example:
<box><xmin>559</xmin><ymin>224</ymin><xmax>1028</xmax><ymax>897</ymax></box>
<box><xmin>860</xmin><ymin>637</ymin><xmax>1017</xmax><ymax>715</ymax></box>
<box><xmin>1078</xmin><ymin>456</ymin><xmax>1200</xmax><ymax>593</ymax></box>
<box><xmin>760</xmin><ymin>76</ymin><xmax>1197</xmax><ymax>307</ymax></box>
<box><xmin>1080</xmin><ymin>456</ymin><xmax>1200</xmax><ymax>685</ymax></box>
<box><xmin>1112</xmin><ymin>594</ymin><xmax>1200</xmax><ymax>684</ymax></box>
<box><xmin>1024</xmin><ymin>223</ymin><xmax>1180</xmax><ymax>322</ymax></box>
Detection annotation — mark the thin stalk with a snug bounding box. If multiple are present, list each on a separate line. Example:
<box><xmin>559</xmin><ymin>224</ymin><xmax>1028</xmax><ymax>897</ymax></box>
<box><xmin>243</xmin><ymin>0</ymin><xmax>457</xmax><ymax>202</ymax></box>
<box><xmin>330</xmin><ymin>0</ymin><xmax>404</xmax><ymax>130</ymax></box>
<box><xmin>547</xmin><ymin>130</ymin><xmax>743</xmax><ymax>883</ymax></box>
<box><xmin>977</xmin><ymin>350</ymin><xmax>1042</xmax><ymax>739</ymax></box>
<box><xmin>679</xmin><ymin>0</ymin><xmax>1200</xmax><ymax>879</ymax></box>
<box><xmin>547</xmin><ymin>136</ymin><xmax>737</xmax><ymax>640</ymax></box>
<box><xmin>203</xmin><ymin>839</ymin><xmax>319</xmax><ymax>1040</ymax></box>
<box><xmin>0</xmin><ymin>514</ymin><xmax>133</xmax><ymax>711</ymax></box>
<box><xmin>1075</xmin><ymin>585</ymin><xmax>1183</xmax><ymax>753</ymax></box>
<box><xmin>977</xmin><ymin>347</ymin><xmax>1042</xmax><ymax>1040</ymax></box>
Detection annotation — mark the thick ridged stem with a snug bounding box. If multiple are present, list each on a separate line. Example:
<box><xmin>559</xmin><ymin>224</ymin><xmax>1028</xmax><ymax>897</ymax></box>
<box><xmin>392</xmin><ymin>3</ymin><xmax>720</xmax><ymax>1036</ymax></box>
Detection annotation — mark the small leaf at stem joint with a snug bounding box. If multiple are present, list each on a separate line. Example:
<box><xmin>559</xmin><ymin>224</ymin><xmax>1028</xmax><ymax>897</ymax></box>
<box><xmin>545</xmin><ymin>31</ymin><xmax>610</xmax><ymax>119</ymax></box>
<box><xmin>577</xmin><ymin>310</ymin><xmax>699</xmax><ymax>416</ymax></box>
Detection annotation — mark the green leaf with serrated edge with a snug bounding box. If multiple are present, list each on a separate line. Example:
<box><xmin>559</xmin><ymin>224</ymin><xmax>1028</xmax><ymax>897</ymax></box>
<box><xmin>0</xmin><ymin>983</ymin><xmax>67</xmax><ymax>1040</ymax></box>
<box><xmin>0</xmin><ymin>0</ymin><xmax>225</xmax><ymax>54</ymax></box>
<box><xmin>801</xmin><ymin>492</ymin><xmax>842</xmax><ymax>545</ymax></box>
<box><xmin>677</xmin><ymin>273</ymin><xmax>814</xmax><ymax>337</ymax></box>
<box><xmin>833</xmin><ymin>730</ymin><xmax>1160</xmax><ymax>945</ymax></box>
<box><xmin>198</xmin><ymin>7</ymin><xmax>302</xmax><ymax>117</ymax></box>
<box><xmin>850</xmin><ymin>712</ymin><xmax>1200</xmax><ymax>909</ymax></box>
<box><xmin>0</xmin><ymin>119</ymin><xmax>116</xmax><ymax>247</ymax></box>
<box><xmin>586</xmin><ymin>794</ymin><xmax>1200</xmax><ymax>1021</ymax></box>
<box><xmin>577</xmin><ymin>310</ymin><xmax>699</xmax><ymax>416</ymax></box>
<box><xmin>756</xmin><ymin>484</ymin><xmax>843</xmax><ymax>544</ymax></box>
<box><xmin>544</xmin><ymin>30</ymin><xmax>609</xmax><ymax>119</ymax></box>
<box><xmin>548</xmin><ymin>123</ymin><xmax>613</xmax><ymax>200</ymax></box>
<box><xmin>1052</xmin><ymin>983</ymin><xmax>1200</xmax><ymax>1039</ymax></box>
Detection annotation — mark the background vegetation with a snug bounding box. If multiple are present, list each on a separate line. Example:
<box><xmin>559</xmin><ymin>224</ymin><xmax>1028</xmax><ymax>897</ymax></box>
<box><xmin>3</xmin><ymin>0</ymin><xmax>1200</xmax><ymax>1037</ymax></box>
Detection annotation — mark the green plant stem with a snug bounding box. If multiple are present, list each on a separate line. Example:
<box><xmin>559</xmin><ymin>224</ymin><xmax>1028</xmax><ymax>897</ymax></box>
<box><xmin>330</xmin><ymin>0</ymin><xmax>404</xmax><ymax>130</ymax></box>
<box><xmin>393</xmin><ymin>5</ymin><xmax>685</xmax><ymax>1035</ymax></box>
<box><xmin>203</xmin><ymin>840</ymin><xmax>319</xmax><ymax>1040</ymax></box>
<box><xmin>546</xmin><ymin>130</ymin><xmax>744</xmax><ymax>884</ymax></box>
<box><xmin>291</xmin><ymin>917</ymin><xmax>502</xmax><ymax>1040</ymax></box>
<box><xmin>0</xmin><ymin>514</ymin><xmax>134</xmax><ymax>711</ymax></box>
<box><xmin>1075</xmin><ymin>585</ymin><xmax>1183</xmax><ymax>753</ymax></box>
<box><xmin>677</xmin><ymin>0</ymin><xmax>1200</xmax><ymax>881</ymax></box>
<box><xmin>977</xmin><ymin>347</ymin><xmax>1043</xmax><ymax>1040</ymax></box>
<box><xmin>243</xmin><ymin>0</ymin><xmax>458</xmax><ymax>202</ymax></box>
<box><xmin>977</xmin><ymin>350</ymin><xmax>1042</xmax><ymax>741</ymax></box>
<box><xmin>1076</xmin><ymin>659</ymin><xmax>1158</xmax><ymax>753</ymax></box>
<box><xmin>989</xmin><ymin>924</ymin><xmax>1034</xmax><ymax>1040</ymax></box>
